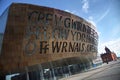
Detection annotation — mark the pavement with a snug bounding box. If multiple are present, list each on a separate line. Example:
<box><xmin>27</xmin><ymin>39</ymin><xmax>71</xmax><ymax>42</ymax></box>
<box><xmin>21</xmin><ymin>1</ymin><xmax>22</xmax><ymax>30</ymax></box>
<box><xmin>60</xmin><ymin>60</ymin><xmax>120</xmax><ymax>80</ymax></box>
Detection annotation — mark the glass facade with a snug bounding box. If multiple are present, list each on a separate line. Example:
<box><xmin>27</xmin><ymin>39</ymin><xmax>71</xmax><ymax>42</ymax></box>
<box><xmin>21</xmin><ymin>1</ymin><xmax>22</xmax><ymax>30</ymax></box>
<box><xmin>7</xmin><ymin>59</ymin><xmax>92</xmax><ymax>80</ymax></box>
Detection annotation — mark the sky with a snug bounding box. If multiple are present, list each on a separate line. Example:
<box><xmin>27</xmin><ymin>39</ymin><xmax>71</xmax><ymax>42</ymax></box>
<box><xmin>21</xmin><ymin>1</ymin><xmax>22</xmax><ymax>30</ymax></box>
<box><xmin>0</xmin><ymin>0</ymin><xmax>120</xmax><ymax>57</ymax></box>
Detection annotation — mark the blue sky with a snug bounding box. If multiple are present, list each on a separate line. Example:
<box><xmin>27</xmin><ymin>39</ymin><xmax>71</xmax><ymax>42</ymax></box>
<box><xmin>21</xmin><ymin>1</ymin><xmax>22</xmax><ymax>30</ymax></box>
<box><xmin>0</xmin><ymin>0</ymin><xmax>120</xmax><ymax>56</ymax></box>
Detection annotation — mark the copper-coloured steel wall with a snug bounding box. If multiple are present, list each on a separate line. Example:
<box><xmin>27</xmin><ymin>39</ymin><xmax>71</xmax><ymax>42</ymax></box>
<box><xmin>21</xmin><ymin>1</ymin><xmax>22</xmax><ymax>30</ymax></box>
<box><xmin>0</xmin><ymin>3</ymin><xmax>98</xmax><ymax>74</ymax></box>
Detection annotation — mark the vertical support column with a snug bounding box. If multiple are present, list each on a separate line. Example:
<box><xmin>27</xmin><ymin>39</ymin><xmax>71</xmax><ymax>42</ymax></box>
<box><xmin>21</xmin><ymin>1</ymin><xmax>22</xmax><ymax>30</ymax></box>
<box><xmin>68</xmin><ymin>65</ymin><xmax>71</xmax><ymax>76</ymax></box>
<box><xmin>25</xmin><ymin>67</ymin><xmax>29</xmax><ymax>80</ymax></box>
<box><xmin>65</xmin><ymin>59</ymin><xmax>71</xmax><ymax>76</ymax></box>
<box><xmin>49</xmin><ymin>69</ymin><xmax>52</xmax><ymax>80</ymax></box>
<box><xmin>83</xmin><ymin>63</ymin><xmax>87</xmax><ymax>71</ymax></box>
<box><xmin>39</xmin><ymin>64</ymin><xmax>44</xmax><ymax>80</ymax></box>
<box><xmin>61</xmin><ymin>66</ymin><xmax>64</xmax><ymax>78</ymax></box>
<box><xmin>50</xmin><ymin>61</ymin><xmax>56</xmax><ymax>80</ymax></box>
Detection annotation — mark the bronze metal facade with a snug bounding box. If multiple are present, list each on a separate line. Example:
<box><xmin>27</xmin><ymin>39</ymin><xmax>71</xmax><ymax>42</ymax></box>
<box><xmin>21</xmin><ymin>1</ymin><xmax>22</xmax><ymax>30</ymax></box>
<box><xmin>0</xmin><ymin>3</ymin><xmax>98</xmax><ymax>76</ymax></box>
